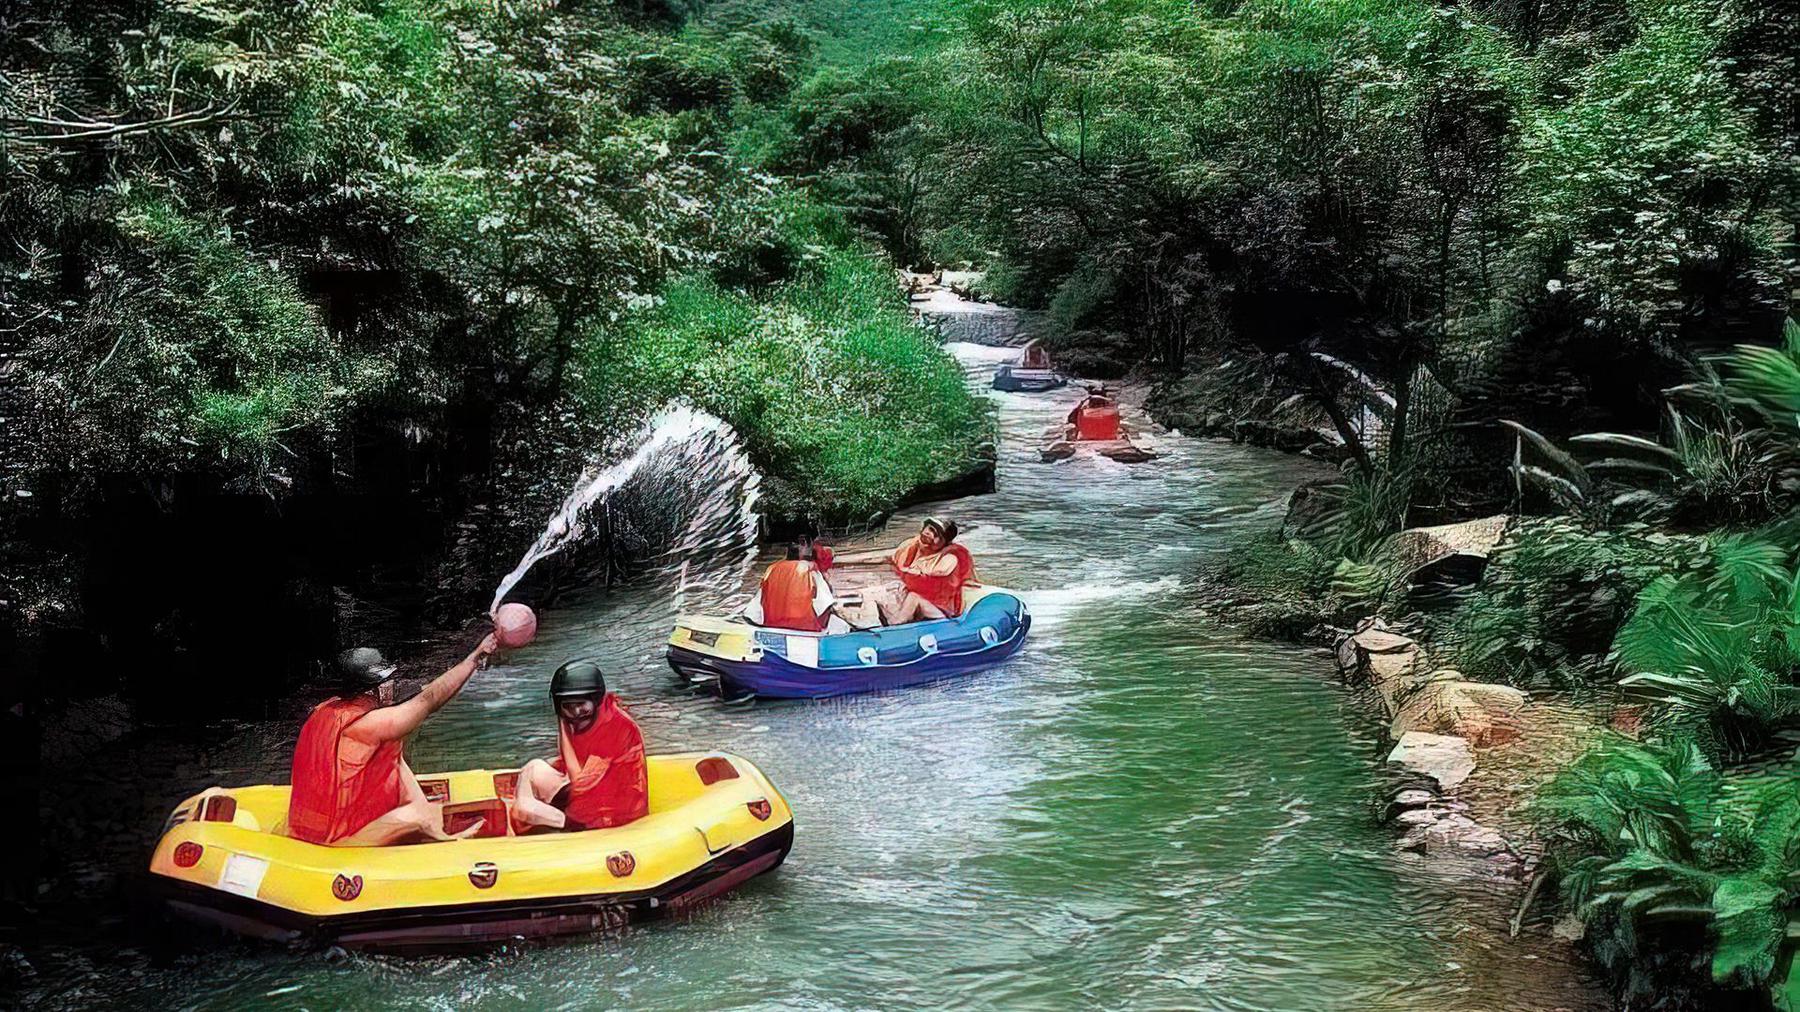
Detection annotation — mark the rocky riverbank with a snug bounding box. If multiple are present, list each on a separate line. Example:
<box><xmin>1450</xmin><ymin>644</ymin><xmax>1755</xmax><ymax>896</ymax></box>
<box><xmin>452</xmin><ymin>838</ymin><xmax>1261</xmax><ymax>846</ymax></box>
<box><xmin>897</xmin><ymin>276</ymin><xmax>1610</xmax><ymax>986</ymax></box>
<box><xmin>1143</xmin><ymin>347</ymin><xmax>1355</xmax><ymax>462</ymax></box>
<box><xmin>1206</xmin><ymin>498</ymin><xmax>1616</xmax><ymax>977</ymax></box>
<box><xmin>1338</xmin><ymin>613</ymin><xmax>1605</xmax><ymax>882</ymax></box>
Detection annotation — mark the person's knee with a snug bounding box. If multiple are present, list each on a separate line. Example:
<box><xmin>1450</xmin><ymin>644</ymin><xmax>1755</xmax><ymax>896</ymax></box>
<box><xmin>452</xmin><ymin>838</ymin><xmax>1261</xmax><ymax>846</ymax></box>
<box><xmin>520</xmin><ymin>759</ymin><xmax>558</xmax><ymax>795</ymax></box>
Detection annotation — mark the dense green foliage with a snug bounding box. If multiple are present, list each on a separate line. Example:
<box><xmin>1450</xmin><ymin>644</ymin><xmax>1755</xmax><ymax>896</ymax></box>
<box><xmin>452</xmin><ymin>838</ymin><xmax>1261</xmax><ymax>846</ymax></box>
<box><xmin>755</xmin><ymin>5</ymin><xmax>1798</xmax><ymax>1005</ymax></box>
<box><xmin>2</xmin><ymin>0</ymin><xmax>985</xmax><ymax>522</ymax></box>
<box><xmin>3</xmin><ymin>0</ymin><xmax>1796</xmax><ymax>1003</ymax></box>
<box><xmin>583</xmin><ymin>242</ymin><xmax>987</xmax><ymax>516</ymax></box>
<box><xmin>1441</xmin><ymin>519</ymin><xmax>1689</xmax><ymax>686</ymax></box>
<box><xmin>1535</xmin><ymin>737</ymin><xmax>1800</xmax><ymax>1007</ymax></box>
<box><xmin>732</xmin><ymin>0</ymin><xmax>1795</xmax><ymax>480</ymax></box>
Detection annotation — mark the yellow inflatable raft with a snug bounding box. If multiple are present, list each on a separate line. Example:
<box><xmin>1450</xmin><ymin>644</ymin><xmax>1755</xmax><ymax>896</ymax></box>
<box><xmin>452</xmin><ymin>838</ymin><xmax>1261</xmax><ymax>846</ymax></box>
<box><xmin>143</xmin><ymin>752</ymin><xmax>793</xmax><ymax>952</ymax></box>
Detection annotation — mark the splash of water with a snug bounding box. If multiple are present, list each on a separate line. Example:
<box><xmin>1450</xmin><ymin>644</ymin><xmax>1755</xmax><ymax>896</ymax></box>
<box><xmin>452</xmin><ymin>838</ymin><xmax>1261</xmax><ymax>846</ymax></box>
<box><xmin>490</xmin><ymin>405</ymin><xmax>762</xmax><ymax>613</ymax></box>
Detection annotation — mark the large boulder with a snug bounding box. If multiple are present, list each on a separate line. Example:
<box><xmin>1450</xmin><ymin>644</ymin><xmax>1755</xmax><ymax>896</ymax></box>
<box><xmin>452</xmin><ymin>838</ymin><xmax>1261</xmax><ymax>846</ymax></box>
<box><xmin>1336</xmin><ymin>621</ymin><xmax>1429</xmax><ymax>713</ymax></box>
<box><xmin>1386</xmin><ymin>731</ymin><xmax>1476</xmax><ymax>791</ymax></box>
<box><xmin>1394</xmin><ymin>808</ymin><xmax>1521</xmax><ymax>877</ymax></box>
<box><xmin>1390</xmin><ymin>674</ymin><xmax>1528</xmax><ymax>745</ymax></box>
<box><xmin>1367</xmin><ymin>649</ymin><xmax>1429</xmax><ymax>713</ymax></box>
<box><xmin>1389</xmin><ymin>515</ymin><xmax>1510</xmax><ymax>592</ymax></box>
<box><xmin>1336</xmin><ymin>620</ymin><xmax>1418</xmax><ymax>688</ymax></box>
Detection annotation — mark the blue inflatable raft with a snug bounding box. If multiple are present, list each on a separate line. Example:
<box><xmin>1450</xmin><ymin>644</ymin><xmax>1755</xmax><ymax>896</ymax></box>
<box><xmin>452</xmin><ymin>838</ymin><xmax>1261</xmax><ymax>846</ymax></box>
<box><xmin>991</xmin><ymin>364</ymin><xmax>1068</xmax><ymax>392</ymax></box>
<box><xmin>666</xmin><ymin>587</ymin><xmax>1030</xmax><ymax>699</ymax></box>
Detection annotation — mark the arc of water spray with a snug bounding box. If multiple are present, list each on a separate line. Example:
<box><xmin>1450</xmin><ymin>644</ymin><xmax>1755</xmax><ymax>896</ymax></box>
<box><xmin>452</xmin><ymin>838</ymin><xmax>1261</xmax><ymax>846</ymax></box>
<box><xmin>490</xmin><ymin>404</ymin><xmax>763</xmax><ymax>614</ymax></box>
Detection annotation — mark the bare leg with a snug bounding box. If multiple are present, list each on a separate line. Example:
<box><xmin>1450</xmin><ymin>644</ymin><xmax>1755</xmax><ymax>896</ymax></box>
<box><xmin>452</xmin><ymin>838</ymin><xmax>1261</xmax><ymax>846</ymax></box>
<box><xmin>884</xmin><ymin>591</ymin><xmax>946</xmax><ymax>626</ymax></box>
<box><xmin>331</xmin><ymin>800</ymin><xmax>483</xmax><ymax>846</ymax></box>
<box><xmin>873</xmin><ymin>584</ymin><xmax>910</xmax><ymax>626</ymax></box>
<box><xmin>509</xmin><ymin>759</ymin><xmax>570</xmax><ymax>832</ymax></box>
<box><xmin>398</xmin><ymin>758</ymin><xmax>429</xmax><ymax>805</ymax></box>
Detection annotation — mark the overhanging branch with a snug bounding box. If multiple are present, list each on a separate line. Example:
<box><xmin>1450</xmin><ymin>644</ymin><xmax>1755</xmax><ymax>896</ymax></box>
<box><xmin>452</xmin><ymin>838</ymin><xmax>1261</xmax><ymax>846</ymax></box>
<box><xmin>3</xmin><ymin>97</ymin><xmax>244</xmax><ymax>146</ymax></box>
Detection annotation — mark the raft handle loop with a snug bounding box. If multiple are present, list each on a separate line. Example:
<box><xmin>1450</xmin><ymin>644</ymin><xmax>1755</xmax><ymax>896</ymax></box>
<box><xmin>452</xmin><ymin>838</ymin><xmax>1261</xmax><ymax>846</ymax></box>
<box><xmin>979</xmin><ymin>626</ymin><xmax>999</xmax><ymax>646</ymax></box>
<box><xmin>919</xmin><ymin>634</ymin><xmax>939</xmax><ymax>654</ymax></box>
<box><xmin>857</xmin><ymin>646</ymin><xmax>878</xmax><ymax>666</ymax></box>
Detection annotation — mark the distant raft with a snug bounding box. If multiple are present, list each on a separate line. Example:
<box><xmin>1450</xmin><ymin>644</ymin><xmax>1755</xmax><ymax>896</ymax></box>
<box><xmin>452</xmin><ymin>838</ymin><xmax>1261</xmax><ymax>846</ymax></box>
<box><xmin>142</xmin><ymin>753</ymin><xmax>793</xmax><ymax>953</ymax></box>
<box><xmin>991</xmin><ymin>339</ymin><xmax>1068</xmax><ymax>392</ymax></box>
<box><xmin>667</xmin><ymin>586</ymin><xmax>1031</xmax><ymax>699</ymax></box>
<box><xmin>1040</xmin><ymin>404</ymin><xmax>1158</xmax><ymax>463</ymax></box>
<box><xmin>992</xmin><ymin>363</ymin><xmax>1069</xmax><ymax>392</ymax></box>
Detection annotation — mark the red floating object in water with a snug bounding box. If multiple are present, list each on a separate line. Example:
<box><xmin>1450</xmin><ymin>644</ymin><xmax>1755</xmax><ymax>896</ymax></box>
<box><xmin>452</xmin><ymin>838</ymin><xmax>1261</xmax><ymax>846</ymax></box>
<box><xmin>493</xmin><ymin>603</ymin><xmax>538</xmax><ymax>648</ymax></box>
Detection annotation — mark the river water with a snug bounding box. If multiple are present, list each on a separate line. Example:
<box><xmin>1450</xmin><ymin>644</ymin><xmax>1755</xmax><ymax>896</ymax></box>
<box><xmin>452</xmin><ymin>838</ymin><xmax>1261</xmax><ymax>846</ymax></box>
<box><xmin>21</xmin><ymin>340</ymin><xmax>1607</xmax><ymax>1010</ymax></box>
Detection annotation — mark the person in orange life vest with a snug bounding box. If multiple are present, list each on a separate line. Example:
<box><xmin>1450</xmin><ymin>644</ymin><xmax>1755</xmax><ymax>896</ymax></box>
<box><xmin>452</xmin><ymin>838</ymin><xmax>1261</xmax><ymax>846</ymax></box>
<box><xmin>881</xmin><ymin>516</ymin><xmax>977</xmax><ymax>625</ymax></box>
<box><xmin>1020</xmin><ymin>339</ymin><xmax>1050</xmax><ymax>370</ymax></box>
<box><xmin>1067</xmin><ymin>385</ymin><xmax>1122</xmax><ymax>441</ymax></box>
<box><xmin>510</xmin><ymin>660</ymin><xmax>649</xmax><ymax>833</ymax></box>
<box><xmin>287</xmin><ymin>636</ymin><xmax>498</xmax><ymax>846</ymax></box>
<box><xmin>743</xmin><ymin>539</ymin><xmax>862</xmax><ymax>633</ymax></box>
<box><xmin>1068</xmin><ymin>385</ymin><xmax>1116</xmax><ymax>424</ymax></box>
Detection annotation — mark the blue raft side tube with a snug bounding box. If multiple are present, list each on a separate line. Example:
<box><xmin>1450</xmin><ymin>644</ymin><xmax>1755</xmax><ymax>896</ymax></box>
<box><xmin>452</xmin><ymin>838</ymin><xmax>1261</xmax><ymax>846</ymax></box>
<box><xmin>670</xmin><ymin>592</ymin><xmax>1031</xmax><ymax>700</ymax></box>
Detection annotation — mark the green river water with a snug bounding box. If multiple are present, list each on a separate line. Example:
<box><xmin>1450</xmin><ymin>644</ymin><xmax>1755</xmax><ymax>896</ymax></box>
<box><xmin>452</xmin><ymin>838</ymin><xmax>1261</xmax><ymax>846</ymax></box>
<box><xmin>21</xmin><ymin>339</ymin><xmax>1607</xmax><ymax>1010</ymax></box>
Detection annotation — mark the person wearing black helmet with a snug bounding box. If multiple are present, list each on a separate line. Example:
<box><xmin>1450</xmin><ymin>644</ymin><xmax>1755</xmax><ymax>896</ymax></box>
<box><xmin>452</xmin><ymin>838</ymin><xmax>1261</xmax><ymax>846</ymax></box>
<box><xmin>287</xmin><ymin>633</ymin><xmax>499</xmax><ymax>846</ymax></box>
<box><xmin>510</xmin><ymin>659</ymin><xmax>648</xmax><ymax>833</ymax></box>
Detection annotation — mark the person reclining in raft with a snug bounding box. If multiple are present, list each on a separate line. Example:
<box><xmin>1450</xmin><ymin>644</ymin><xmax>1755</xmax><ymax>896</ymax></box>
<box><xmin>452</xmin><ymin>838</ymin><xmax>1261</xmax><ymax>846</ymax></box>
<box><xmin>881</xmin><ymin>516</ymin><xmax>977</xmax><ymax>625</ymax></box>
<box><xmin>509</xmin><ymin>660</ymin><xmax>648</xmax><ymax>833</ymax></box>
<box><xmin>287</xmin><ymin>636</ymin><xmax>498</xmax><ymax>846</ymax></box>
<box><xmin>743</xmin><ymin>539</ymin><xmax>865</xmax><ymax>633</ymax></box>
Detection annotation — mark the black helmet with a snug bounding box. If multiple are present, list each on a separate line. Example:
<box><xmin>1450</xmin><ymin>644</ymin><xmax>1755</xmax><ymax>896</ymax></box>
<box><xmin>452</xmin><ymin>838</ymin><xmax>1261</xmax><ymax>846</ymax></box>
<box><xmin>336</xmin><ymin>647</ymin><xmax>397</xmax><ymax>689</ymax></box>
<box><xmin>550</xmin><ymin>659</ymin><xmax>606</xmax><ymax>700</ymax></box>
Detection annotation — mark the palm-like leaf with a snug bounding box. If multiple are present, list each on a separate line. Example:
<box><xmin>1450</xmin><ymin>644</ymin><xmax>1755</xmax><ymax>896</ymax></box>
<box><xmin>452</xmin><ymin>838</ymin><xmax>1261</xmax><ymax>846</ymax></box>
<box><xmin>1724</xmin><ymin>318</ymin><xmax>1800</xmax><ymax>431</ymax></box>
<box><xmin>1711</xmin><ymin>877</ymin><xmax>1785</xmax><ymax>987</ymax></box>
<box><xmin>1705</xmin><ymin>535</ymin><xmax>1789</xmax><ymax>613</ymax></box>
<box><xmin>1570</xmin><ymin>432</ymin><xmax>1685</xmax><ymax>463</ymax></box>
<box><xmin>1503</xmin><ymin>419</ymin><xmax>1592</xmax><ymax>491</ymax></box>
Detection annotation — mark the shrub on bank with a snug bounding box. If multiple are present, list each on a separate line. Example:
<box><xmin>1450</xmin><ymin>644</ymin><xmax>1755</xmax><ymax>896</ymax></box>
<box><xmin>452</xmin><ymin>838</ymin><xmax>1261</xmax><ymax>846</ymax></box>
<box><xmin>1437</xmin><ymin>519</ymin><xmax>1693</xmax><ymax>689</ymax></box>
<box><xmin>22</xmin><ymin>196</ymin><xmax>374</xmax><ymax>484</ymax></box>
<box><xmin>577</xmin><ymin>241</ymin><xmax>991</xmax><ymax>521</ymax></box>
<box><xmin>1534</xmin><ymin>735</ymin><xmax>1800</xmax><ymax>1009</ymax></box>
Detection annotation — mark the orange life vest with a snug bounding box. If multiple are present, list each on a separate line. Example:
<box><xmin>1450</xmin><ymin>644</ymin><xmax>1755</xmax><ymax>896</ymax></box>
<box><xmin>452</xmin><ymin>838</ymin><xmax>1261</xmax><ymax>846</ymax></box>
<box><xmin>892</xmin><ymin>537</ymin><xmax>976</xmax><ymax>617</ymax></box>
<box><xmin>761</xmin><ymin>560</ymin><xmax>824</xmax><ymax>631</ymax></box>
<box><xmin>556</xmin><ymin>694</ymin><xmax>649</xmax><ymax>829</ymax></box>
<box><xmin>1075</xmin><ymin>403</ymin><xmax>1121</xmax><ymax>440</ymax></box>
<box><xmin>287</xmin><ymin>696</ymin><xmax>404</xmax><ymax>845</ymax></box>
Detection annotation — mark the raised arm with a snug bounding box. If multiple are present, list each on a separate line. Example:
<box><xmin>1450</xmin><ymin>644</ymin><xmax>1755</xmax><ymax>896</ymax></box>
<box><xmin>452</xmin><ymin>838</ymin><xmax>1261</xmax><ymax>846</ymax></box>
<box><xmin>899</xmin><ymin>551</ymin><xmax>959</xmax><ymax>577</ymax></box>
<box><xmin>825</xmin><ymin>548</ymin><xmax>892</xmax><ymax>565</ymax></box>
<box><xmin>348</xmin><ymin>634</ymin><xmax>498</xmax><ymax>745</ymax></box>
